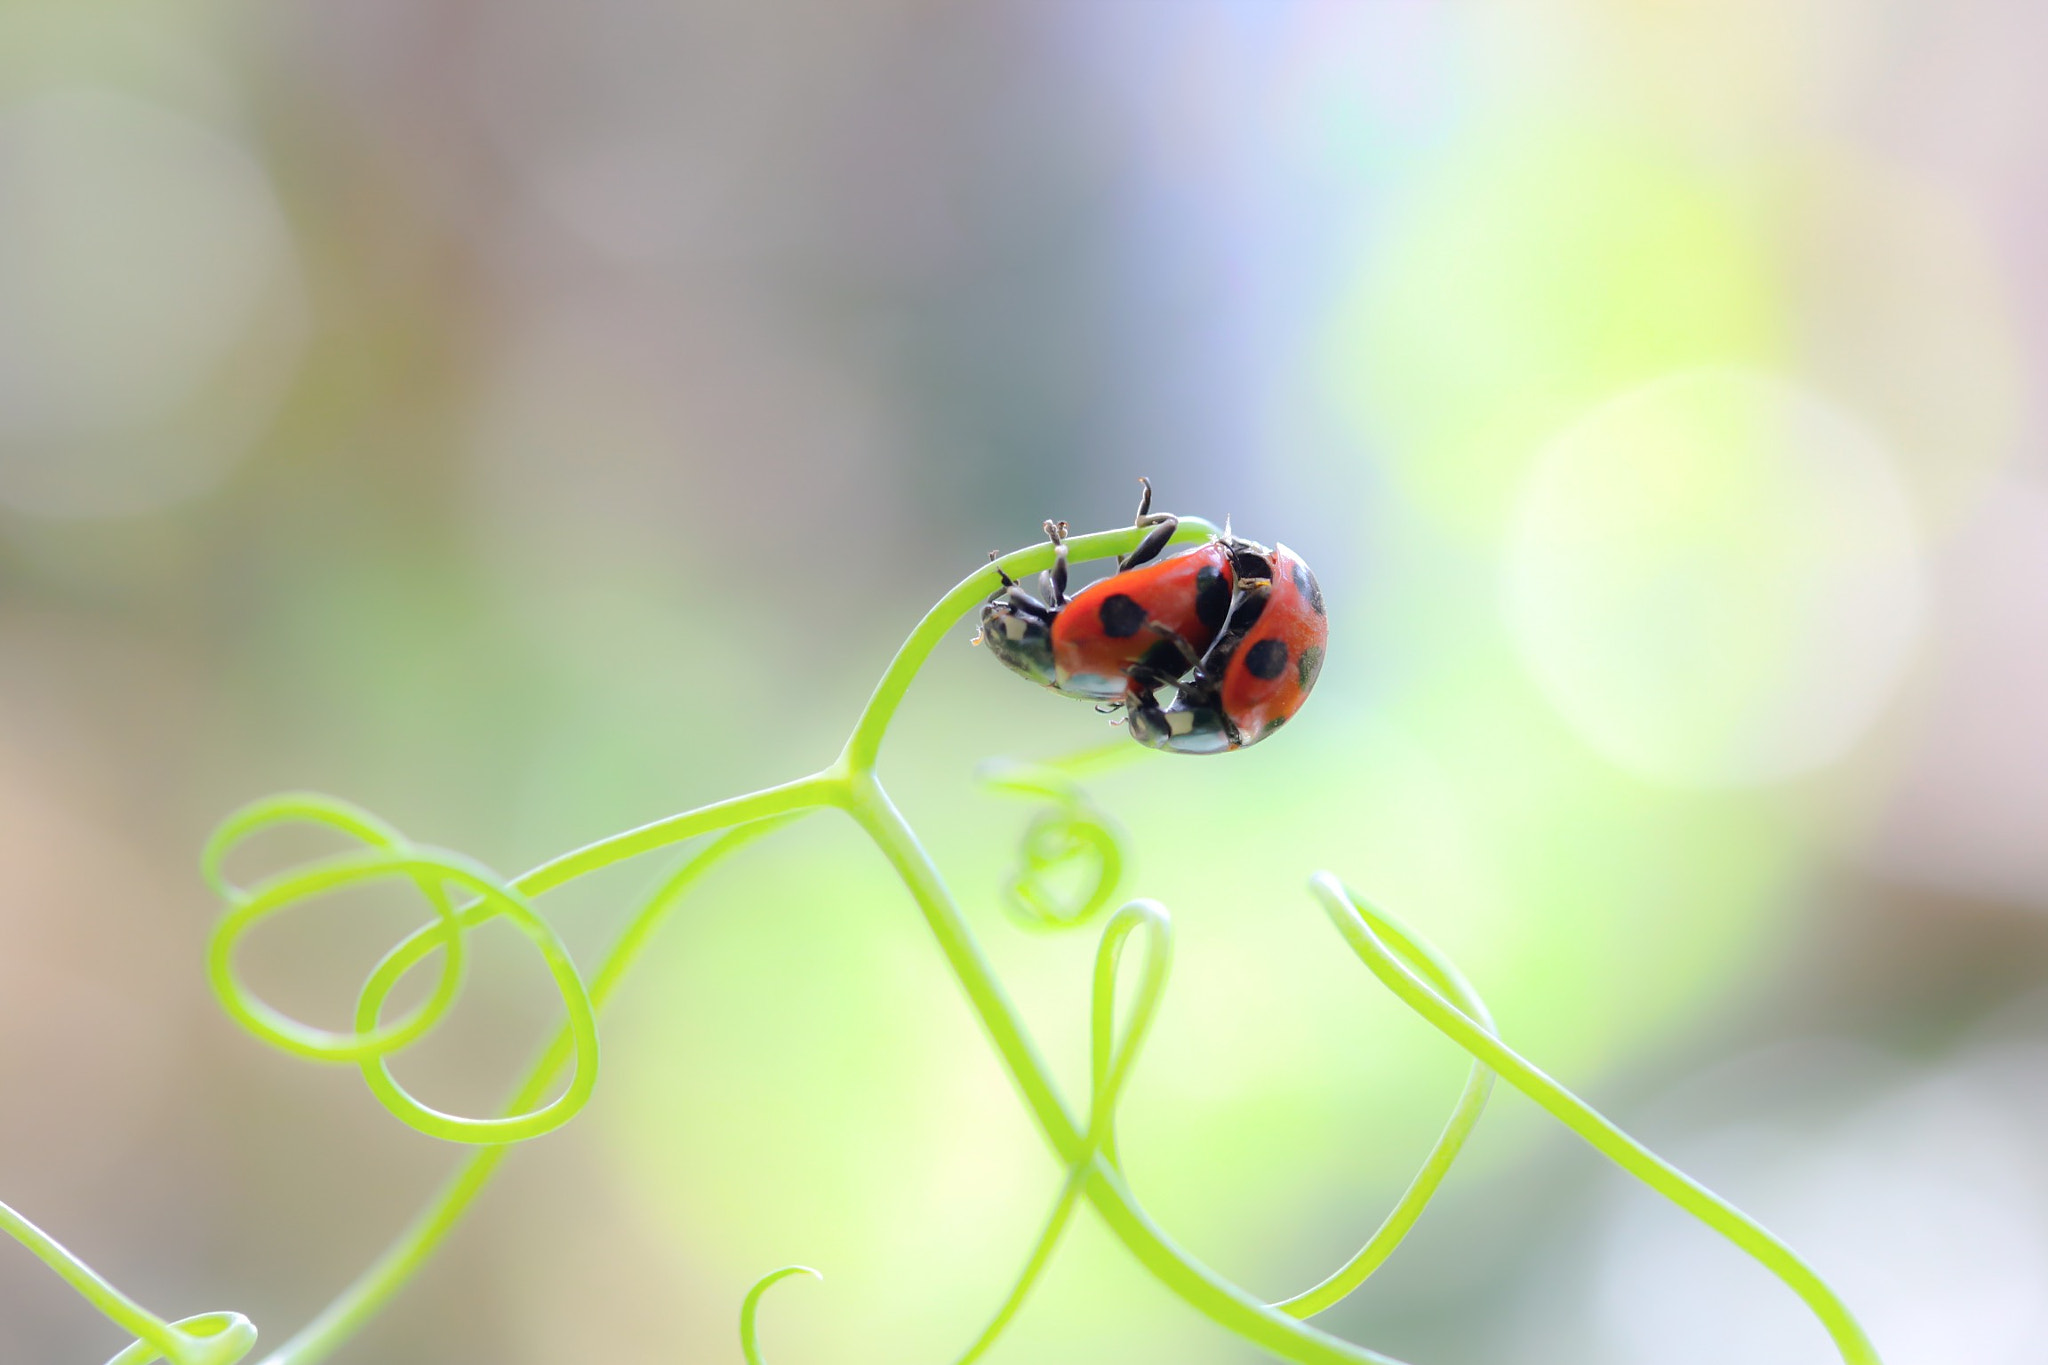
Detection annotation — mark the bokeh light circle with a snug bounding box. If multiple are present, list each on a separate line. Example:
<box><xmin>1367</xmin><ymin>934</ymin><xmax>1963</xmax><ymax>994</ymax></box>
<box><xmin>0</xmin><ymin>88</ymin><xmax>304</xmax><ymax>517</ymax></box>
<box><xmin>1505</xmin><ymin>368</ymin><xmax>1926</xmax><ymax>788</ymax></box>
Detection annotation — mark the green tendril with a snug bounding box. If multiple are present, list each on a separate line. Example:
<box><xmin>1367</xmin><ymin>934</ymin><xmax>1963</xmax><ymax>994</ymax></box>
<box><xmin>979</xmin><ymin>749</ymin><xmax>1135</xmax><ymax>929</ymax></box>
<box><xmin>101</xmin><ymin>1314</ymin><xmax>260</xmax><ymax>1365</ymax></box>
<box><xmin>950</xmin><ymin>896</ymin><xmax>1174</xmax><ymax>1361</ymax></box>
<box><xmin>739</xmin><ymin>1265</ymin><xmax>822</xmax><ymax>1365</ymax></box>
<box><xmin>1</xmin><ymin>1198</ymin><xmax>256</xmax><ymax>1365</ymax></box>
<box><xmin>204</xmin><ymin>796</ymin><xmax>600</xmax><ymax>1143</ymax></box>
<box><xmin>257</xmin><ymin>812</ymin><xmax>815</xmax><ymax>1365</ymax></box>
<box><xmin>1308</xmin><ymin>873</ymin><xmax>1881</xmax><ymax>1364</ymax></box>
<box><xmin>736</xmin><ymin>898</ymin><xmax>1174</xmax><ymax>1365</ymax></box>
<box><xmin>1271</xmin><ymin>884</ymin><xmax>1497</xmax><ymax>1318</ymax></box>
<box><xmin>4</xmin><ymin>511</ymin><xmax>1881</xmax><ymax>1365</ymax></box>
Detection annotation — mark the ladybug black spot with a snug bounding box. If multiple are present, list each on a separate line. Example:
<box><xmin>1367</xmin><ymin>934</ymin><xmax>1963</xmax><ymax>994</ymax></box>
<box><xmin>1297</xmin><ymin>643</ymin><xmax>1324</xmax><ymax>692</ymax></box>
<box><xmin>1292</xmin><ymin>559</ymin><xmax>1325</xmax><ymax>616</ymax></box>
<box><xmin>1195</xmin><ymin>564</ymin><xmax>1230</xmax><ymax>633</ymax></box>
<box><xmin>1243</xmin><ymin>637</ymin><xmax>1289</xmax><ymax>681</ymax></box>
<box><xmin>1138</xmin><ymin>637</ymin><xmax>1190</xmax><ymax>682</ymax></box>
<box><xmin>1098</xmin><ymin>593</ymin><xmax>1148</xmax><ymax>638</ymax></box>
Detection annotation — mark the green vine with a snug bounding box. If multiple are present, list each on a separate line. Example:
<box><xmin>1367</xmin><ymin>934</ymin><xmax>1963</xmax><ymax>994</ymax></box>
<box><xmin>2</xmin><ymin>516</ymin><xmax>1880</xmax><ymax>1365</ymax></box>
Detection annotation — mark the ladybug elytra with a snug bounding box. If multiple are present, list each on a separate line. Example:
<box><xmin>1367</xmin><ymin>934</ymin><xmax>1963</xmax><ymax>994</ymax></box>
<box><xmin>1124</xmin><ymin>540</ymin><xmax>1326</xmax><ymax>754</ymax></box>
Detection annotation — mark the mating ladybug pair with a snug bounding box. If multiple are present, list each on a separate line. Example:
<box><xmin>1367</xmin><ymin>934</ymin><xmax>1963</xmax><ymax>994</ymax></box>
<box><xmin>977</xmin><ymin>480</ymin><xmax>1326</xmax><ymax>753</ymax></box>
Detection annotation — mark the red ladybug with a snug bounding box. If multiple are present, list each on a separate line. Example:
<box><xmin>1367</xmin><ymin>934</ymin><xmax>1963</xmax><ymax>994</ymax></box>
<box><xmin>1125</xmin><ymin>540</ymin><xmax>1326</xmax><ymax>754</ymax></box>
<box><xmin>979</xmin><ymin>480</ymin><xmax>1235</xmax><ymax>701</ymax></box>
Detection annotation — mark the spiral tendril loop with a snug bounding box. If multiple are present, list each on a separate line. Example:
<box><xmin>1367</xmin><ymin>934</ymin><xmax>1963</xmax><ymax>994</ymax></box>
<box><xmin>979</xmin><ymin>757</ymin><xmax>1127</xmax><ymax>930</ymax></box>
<box><xmin>201</xmin><ymin>792</ymin><xmax>600</xmax><ymax>1145</ymax></box>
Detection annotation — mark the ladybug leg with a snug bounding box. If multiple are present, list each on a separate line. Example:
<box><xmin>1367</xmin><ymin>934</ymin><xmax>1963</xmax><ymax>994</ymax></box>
<box><xmin>1003</xmin><ymin>584</ymin><xmax>1055</xmax><ymax>619</ymax></box>
<box><xmin>1130</xmin><ymin>477</ymin><xmax>1178</xmax><ymax>526</ymax></box>
<box><xmin>1132</xmin><ymin>621</ymin><xmax>1202</xmax><ymax>685</ymax></box>
<box><xmin>987</xmin><ymin>557</ymin><xmax>1057</xmax><ymax>620</ymax></box>
<box><xmin>1119</xmin><ymin>514</ymin><xmax>1179</xmax><ymax>571</ymax></box>
<box><xmin>1118</xmin><ymin>477</ymin><xmax>1182</xmax><ymax>570</ymax></box>
<box><xmin>1042</xmin><ymin>519</ymin><xmax>1071</xmax><ymax>607</ymax></box>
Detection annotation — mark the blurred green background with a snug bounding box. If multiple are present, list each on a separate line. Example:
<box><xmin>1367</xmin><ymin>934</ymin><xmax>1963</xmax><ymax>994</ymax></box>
<box><xmin>3</xmin><ymin>3</ymin><xmax>2046</xmax><ymax>1362</ymax></box>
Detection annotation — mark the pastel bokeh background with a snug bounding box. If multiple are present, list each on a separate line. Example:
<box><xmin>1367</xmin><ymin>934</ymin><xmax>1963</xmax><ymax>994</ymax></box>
<box><xmin>4</xmin><ymin>3</ymin><xmax>2046</xmax><ymax>1362</ymax></box>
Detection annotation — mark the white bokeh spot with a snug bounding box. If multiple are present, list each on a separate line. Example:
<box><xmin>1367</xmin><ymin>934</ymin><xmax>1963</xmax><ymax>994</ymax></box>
<box><xmin>1506</xmin><ymin>368</ymin><xmax>1926</xmax><ymax>787</ymax></box>
<box><xmin>0</xmin><ymin>88</ymin><xmax>305</xmax><ymax>517</ymax></box>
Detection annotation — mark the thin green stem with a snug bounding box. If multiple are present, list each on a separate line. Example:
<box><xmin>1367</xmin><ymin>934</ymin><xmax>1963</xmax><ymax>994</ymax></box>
<box><xmin>514</xmin><ymin>773</ymin><xmax>839</xmax><ymax>896</ymax></box>
<box><xmin>842</xmin><ymin>772</ymin><xmax>1407</xmax><ymax>1365</ymax></box>
<box><xmin>944</xmin><ymin>898</ymin><xmax>1174</xmax><ymax>1365</ymax></box>
<box><xmin>0</xmin><ymin>1200</ymin><xmax>255</xmax><ymax>1365</ymax></box>
<box><xmin>1309</xmin><ymin>873</ymin><xmax>1880</xmax><ymax>1365</ymax></box>
<box><xmin>1</xmin><ymin>1201</ymin><xmax>181</xmax><ymax>1357</ymax></box>
<box><xmin>1271</xmin><ymin>897</ymin><xmax>1497</xmax><ymax>1319</ymax></box>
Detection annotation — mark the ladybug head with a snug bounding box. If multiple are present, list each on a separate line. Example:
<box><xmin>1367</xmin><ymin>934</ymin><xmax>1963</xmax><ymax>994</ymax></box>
<box><xmin>978</xmin><ymin>589</ymin><xmax>1057</xmax><ymax>687</ymax></box>
<box><xmin>1222</xmin><ymin>537</ymin><xmax>1274</xmax><ymax>585</ymax></box>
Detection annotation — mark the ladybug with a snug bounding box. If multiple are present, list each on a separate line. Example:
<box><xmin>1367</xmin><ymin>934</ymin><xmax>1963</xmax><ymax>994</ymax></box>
<box><xmin>978</xmin><ymin>479</ymin><xmax>1236</xmax><ymax>701</ymax></box>
<box><xmin>1124</xmin><ymin>539</ymin><xmax>1326</xmax><ymax>754</ymax></box>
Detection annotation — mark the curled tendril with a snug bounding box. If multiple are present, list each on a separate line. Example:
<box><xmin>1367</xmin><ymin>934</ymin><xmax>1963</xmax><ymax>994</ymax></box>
<box><xmin>979</xmin><ymin>743</ymin><xmax>1138</xmax><ymax>929</ymax></box>
<box><xmin>1303</xmin><ymin>872</ymin><xmax>1881</xmax><ymax>1363</ymax></box>
<box><xmin>5</xmin><ymin>510</ymin><xmax>1881</xmax><ymax>1365</ymax></box>
<box><xmin>103</xmin><ymin>1313</ymin><xmax>260</xmax><ymax>1365</ymax></box>
<box><xmin>201</xmin><ymin>792</ymin><xmax>600</xmax><ymax>1144</ymax></box>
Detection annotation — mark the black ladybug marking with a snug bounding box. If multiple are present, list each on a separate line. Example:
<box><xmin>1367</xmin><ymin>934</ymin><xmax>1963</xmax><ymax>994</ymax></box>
<box><xmin>1098</xmin><ymin>593</ymin><xmax>1148</xmax><ymax>638</ymax></box>
<box><xmin>1243</xmin><ymin>637</ymin><xmax>1289</xmax><ymax>681</ymax></box>
<box><xmin>1297</xmin><ymin>643</ymin><xmax>1324</xmax><ymax>691</ymax></box>
<box><xmin>1292</xmin><ymin>560</ymin><xmax>1325</xmax><ymax>616</ymax></box>
<box><xmin>1138</xmin><ymin>637</ymin><xmax>1189</xmax><ymax>681</ymax></box>
<box><xmin>1195</xmin><ymin>564</ymin><xmax>1230</xmax><ymax>633</ymax></box>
